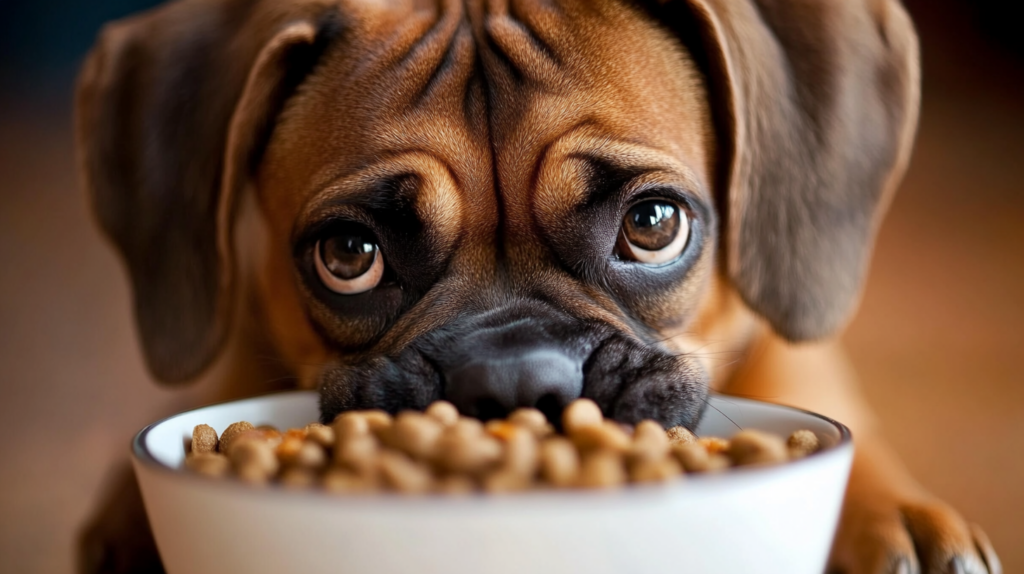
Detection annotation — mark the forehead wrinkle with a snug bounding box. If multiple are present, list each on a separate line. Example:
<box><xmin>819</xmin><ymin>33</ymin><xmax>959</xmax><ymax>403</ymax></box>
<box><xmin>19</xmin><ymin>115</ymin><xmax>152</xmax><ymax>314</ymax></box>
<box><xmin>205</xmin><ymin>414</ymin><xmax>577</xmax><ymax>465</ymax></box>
<box><xmin>297</xmin><ymin>151</ymin><xmax>466</xmax><ymax>234</ymax></box>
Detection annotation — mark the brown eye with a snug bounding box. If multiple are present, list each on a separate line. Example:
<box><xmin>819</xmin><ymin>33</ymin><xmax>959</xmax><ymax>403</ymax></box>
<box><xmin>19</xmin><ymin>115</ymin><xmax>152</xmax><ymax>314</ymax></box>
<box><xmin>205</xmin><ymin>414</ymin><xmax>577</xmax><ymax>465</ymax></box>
<box><xmin>617</xmin><ymin>200</ymin><xmax>690</xmax><ymax>265</ymax></box>
<box><xmin>314</xmin><ymin>228</ymin><xmax>384</xmax><ymax>294</ymax></box>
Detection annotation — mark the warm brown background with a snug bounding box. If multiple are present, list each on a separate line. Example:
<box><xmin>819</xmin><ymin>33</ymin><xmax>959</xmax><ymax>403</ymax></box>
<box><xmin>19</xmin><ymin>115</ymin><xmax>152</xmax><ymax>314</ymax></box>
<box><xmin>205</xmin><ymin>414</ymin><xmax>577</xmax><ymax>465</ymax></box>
<box><xmin>1</xmin><ymin>1</ymin><xmax>1021</xmax><ymax>572</ymax></box>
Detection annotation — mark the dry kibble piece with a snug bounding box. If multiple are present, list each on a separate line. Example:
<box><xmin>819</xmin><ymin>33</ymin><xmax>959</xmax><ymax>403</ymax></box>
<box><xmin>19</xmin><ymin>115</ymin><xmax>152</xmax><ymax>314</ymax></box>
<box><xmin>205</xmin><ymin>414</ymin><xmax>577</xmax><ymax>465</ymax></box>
<box><xmin>256</xmin><ymin>424</ymin><xmax>280</xmax><ymax>433</ymax></box>
<box><xmin>434</xmin><ymin>474</ymin><xmax>477</xmax><ymax>495</ymax></box>
<box><xmin>672</xmin><ymin>442</ymin><xmax>711</xmax><ymax>473</ymax></box>
<box><xmin>378</xmin><ymin>451</ymin><xmax>433</xmax><ymax>494</ymax></box>
<box><xmin>218</xmin><ymin>421</ymin><xmax>255</xmax><ymax>455</ymax></box>
<box><xmin>333</xmin><ymin>433</ymin><xmax>380</xmax><ymax>475</ymax></box>
<box><xmin>540</xmin><ymin>437</ymin><xmax>579</xmax><ymax>488</ymax></box>
<box><xmin>706</xmin><ymin>454</ymin><xmax>731</xmax><ymax>472</ymax></box>
<box><xmin>230</xmin><ymin>440</ymin><xmax>279</xmax><ymax>481</ymax></box>
<box><xmin>787</xmin><ymin>429</ymin><xmax>820</xmax><ymax>459</ymax></box>
<box><xmin>630</xmin><ymin>420</ymin><xmax>671</xmax><ymax>461</ymax></box>
<box><xmin>570</xmin><ymin>421</ymin><xmax>632</xmax><ymax>453</ymax></box>
<box><xmin>666</xmin><ymin>426</ymin><xmax>697</xmax><ymax>446</ymax></box>
<box><xmin>323</xmin><ymin>469</ymin><xmax>377</xmax><ymax>493</ymax></box>
<box><xmin>191</xmin><ymin>424</ymin><xmax>219</xmax><ymax>455</ymax></box>
<box><xmin>186</xmin><ymin>453</ymin><xmax>230</xmax><ymax>478</ymax></box>
<box><xmin>483</xmin><ymin>469</ymin><xmax>531</xmax><ymax>493</ymax></box>
<box><xmin>276</xmin><ymin>436</ymin><xmax>305</xmax><ymax>465</ymax></box>
<box><xmin>727</xmin><ymin>429</ymin><xmax>788</xmax><ymax>466</ymax></box>
<box><xmin>507</xmin><ymin>408</ymin><xmax>549</xmax><ymax>436</ymax></box>
<box><xmin>361</xmin><ymin>410</ymin><xmax>393</xmax><ymax>433</ymax></box>
<box><xmin>434</xmin><ymin>425</ymin><xmax>502</xmax><ymax>474</ymax></box>
<box><xmin>577</xmin><ymin>450</ymin><xmax>626</xmax><ymax>489</ymax></box>
<box><xmin>385</xmin><ymin>412</ymin><xmax>443</xmax><ymax>460</ymax></box>
<box><xmin>698</xmin><ymin>436</ymin><xmax>730</xmax><ymax>455</ymax></box>
<box><xmin>425</xmin><ymin>401</ymin><xmax>460</xmax><ymax>427</ymax></box>
<box><xmin>629</xmin><ymin>457</ymin><xmax>683</xmax><ymax>483</ymax></box>
<box><xmin>562</xmin><ymin>398</ymin><xmax>603</xmax><ymax>433</ymax></box>
<box><xmin>291</xmin><ymin>441</ymin><xmax>327</xmax><ymax>470</ymax></box>
<box><xmin>304</xmin><ymin>423</ymin><xmax>335</xmax><ymax>447</ymax></box>
<box><xmin>500</xmin><ymin>425</ymin><xmax>539</xmax><ymax>477</ymax></box>
<box><xmin>333</xmin><ymin>412</ymin><xmax>370</xmax><ymax>442</ymax></box>
<box><xmin>279</xmin><ymin>467</ymin><xmax>317</xmax><ymax>489</ymax></box>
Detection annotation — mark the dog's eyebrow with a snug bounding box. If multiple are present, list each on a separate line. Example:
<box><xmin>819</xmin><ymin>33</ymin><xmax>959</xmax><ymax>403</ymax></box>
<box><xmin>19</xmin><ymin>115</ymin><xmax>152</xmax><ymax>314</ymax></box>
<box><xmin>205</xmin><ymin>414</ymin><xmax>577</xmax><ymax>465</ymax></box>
<box><xmin>296</xmin><ymin>151</ymin><xmax>464</xmax><ymax>239</ymax></box>
<box><xmin>533</xmin><ymin>126</ymin><xmax>708</xmax><ymax>216</ymax></box>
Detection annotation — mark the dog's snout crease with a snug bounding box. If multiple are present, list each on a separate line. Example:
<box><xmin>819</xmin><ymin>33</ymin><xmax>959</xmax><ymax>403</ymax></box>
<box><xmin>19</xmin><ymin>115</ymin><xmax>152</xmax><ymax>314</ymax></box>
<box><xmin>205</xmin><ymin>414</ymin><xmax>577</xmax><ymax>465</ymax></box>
<box><xmin>445</xmin><ymin>348</ymin><xmax>583</xmax><ymax>422</ymax></box>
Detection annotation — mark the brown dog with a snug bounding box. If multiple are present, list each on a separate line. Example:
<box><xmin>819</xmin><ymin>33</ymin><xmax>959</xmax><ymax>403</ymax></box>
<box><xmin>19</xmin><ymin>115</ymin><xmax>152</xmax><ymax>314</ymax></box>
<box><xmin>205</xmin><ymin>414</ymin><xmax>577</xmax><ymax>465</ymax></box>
<box><xmin>75</xmin><ymin>0</ymin><xmax>1001</xmax><ymax>572</ymax></box>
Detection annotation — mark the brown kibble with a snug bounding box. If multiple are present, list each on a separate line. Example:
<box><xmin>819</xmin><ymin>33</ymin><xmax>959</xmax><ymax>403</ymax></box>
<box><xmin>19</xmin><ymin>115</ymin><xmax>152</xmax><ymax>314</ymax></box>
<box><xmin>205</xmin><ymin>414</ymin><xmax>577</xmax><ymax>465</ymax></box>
<box><xmin>508</xmin><ymin>408</ymin><xmax>550</xmax><ymax>436</ymax></box>
<box><xmin>483</xmin><ymin>469</ymin><xmax>531</xmax><ymax>493</ymax></box>
<box><xmin>425</xmin><ymin>401</ymin><xmax>460</xmax><ymax>426</ymax></box>
<box><xmin>361</xmin><ymin>410</ymin><xmax>393</xmax><ymax>433</ymax></box>
<box><xmin>229</xmin><ymin>440</ymin><xmax>278</xmax><ymax>480</ymax></box>
<box><xmin>666</xmin><ymin>426</ymin><xmax>697</xmax><ymax>446</ymax></box>
<box><xmin>333</xmin><ymin>412</ymin><xmax>370</xmax><ymax>443</ymax></box>
<box><xmin>256</xmin><ymin>424</ymin><xmax>280</xmax><ymax>433</ymax></box>
<box><xmin>280</xmin><ymin>467</ymin><xmax>317</xmax><ymax>489</ymax></box>
<box><xmin>672</xmin><ymin>442</ymin><xmax>711</xmax><ymax>472</ymax></box>
<box><xmin>570</xmin><ymin>421</ymin><xmax>632</xmax><ymax>453</ymax></box>
<box><xmin>191</xmin><ymin>424</ymin><xmax>219</xmax><ymax>455</ymax></box>
<box><xmin>706</xmin><ymin>454</ymin><xmax>731</xmax><ymax>472</ymax></box>
<box><xmin>218</xmin><ymin>421</ymin><xmax>255</xmax><ymax>455</ymax></box>
<box><xmin>434</xmin><ymin>474</ymin><xmax>477</xmax><ymax>495</ymax></box>
<box><xmin>698</xmin><ymin>436</ymin><xmax>730</xmax><ymax>455</ymax></box>
<box><xmin>384</xmin><ymin>412</ymin><xmax>443</xmax><ymax>460</ymax></box>
<box><xmin>292</xmin><ymin>441</ymin><xmax>327</xmax><ymax>470</ymax></box>
<box><xmin>378</xmin><ymin>451</ymin><xmax>433</xmax><ymax>494</ymax></box>
<box><xmin>540</xmin><ymin>437</ymin><xmax>579</xmax><ymax>488</ymax></box>
<box><xmin>323</xmin><ymin>469</ymin><xmax>377</xmax><ymax>494</ymax></box>
<box><xmin>304</xmin><ymin>423</ymin><xmax>335</xmax><ymax>447</ymax></box>
<box><xmin>276</xmin><ymin>436</ymin><xmax>305</xmax><ymax>464</ymax></box>
<box><xmin>787</xmin><ymin>429</ymin><xmax>820</xmax><ymax>459</ymax></box>
<box><xmin>334</xmin><ymin>433</ymin><xmax>379</xmax><ymax>476</ymax></box>
<box><xmin>630</xmin><ymin>420</ymin><xmax>670</xmax><ymax>461</ymax></box>
<box><xmin>727</xmin><ymin>429</ymin><xmax>788</xmax><ymax>466</ymax></box>
<box><xmin>629</xmin><ymin>457</ymin><xmax>683</xmax><ymax>483</ymax></box>
<box><xmin>185</xmin><ymin>453</ymin><xmax>229</xmax><ymax>478</ymax></box>
<box><xmin>577</xmin><ymin>450</ymin><xmax>626</xmax><ymax>489</ymax></box>
<box><xmin>500</xmin><ymin>425</ymin><xmax>539</xmax><ymax>477</ymax></box>
<box><xmin>434</xmin><ymin>425</ymin><xmax>502</xmax><ymax>474</ymax></box>
<box><xmin>562</xmin><ymin>398</ymin><xmax>603</xmax><ymax>433</ymax></box>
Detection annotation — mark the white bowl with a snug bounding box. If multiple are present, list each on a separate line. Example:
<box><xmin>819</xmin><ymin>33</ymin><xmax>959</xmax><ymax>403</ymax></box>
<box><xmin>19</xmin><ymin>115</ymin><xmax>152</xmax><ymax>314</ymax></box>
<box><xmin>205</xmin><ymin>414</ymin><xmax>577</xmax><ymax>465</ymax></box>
<box><xmin>133</xmin><ymin>391</ymin><xmax>852</xmax><ymax>574</ymax></box>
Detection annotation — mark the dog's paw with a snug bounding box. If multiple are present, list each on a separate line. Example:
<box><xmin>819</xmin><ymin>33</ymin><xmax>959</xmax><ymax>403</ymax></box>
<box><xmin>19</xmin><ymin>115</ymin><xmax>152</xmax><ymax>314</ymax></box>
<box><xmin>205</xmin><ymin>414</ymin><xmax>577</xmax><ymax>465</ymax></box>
<box><xmin>828</xmin><ymin>498</ymin><xmax>1001</xmax><ymax>574</ymax></box>
<box><xmin>78</xmin><ymin>465</ymin><xmax>165</xmax><ymax>574</ymax></box>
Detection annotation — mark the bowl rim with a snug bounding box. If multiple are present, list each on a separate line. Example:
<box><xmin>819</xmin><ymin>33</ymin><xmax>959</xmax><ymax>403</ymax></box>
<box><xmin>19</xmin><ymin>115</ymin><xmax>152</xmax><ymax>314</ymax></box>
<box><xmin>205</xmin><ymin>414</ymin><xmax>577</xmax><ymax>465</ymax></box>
<box><xmin>131</xmin><ymin>390</ymin><xmax>853</xmax><ymax>503</ymax></box>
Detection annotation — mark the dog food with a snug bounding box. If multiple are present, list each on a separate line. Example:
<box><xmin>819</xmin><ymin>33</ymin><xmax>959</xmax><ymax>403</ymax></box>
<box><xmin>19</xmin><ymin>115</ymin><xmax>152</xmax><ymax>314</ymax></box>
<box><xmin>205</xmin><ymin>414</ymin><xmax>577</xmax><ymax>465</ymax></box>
<box><xmin>183</xmin><ymin>398</ymin><xmax>824</xmax><ymax>493</ymax></box>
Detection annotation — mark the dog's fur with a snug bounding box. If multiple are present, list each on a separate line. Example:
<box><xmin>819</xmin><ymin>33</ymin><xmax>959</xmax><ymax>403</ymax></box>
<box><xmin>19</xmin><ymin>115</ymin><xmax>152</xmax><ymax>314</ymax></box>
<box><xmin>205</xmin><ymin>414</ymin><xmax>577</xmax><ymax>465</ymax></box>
<box><xmin>76</xmin><ymin>0</ymin><xmax>1001</xmax><ymax>573</ymax></box>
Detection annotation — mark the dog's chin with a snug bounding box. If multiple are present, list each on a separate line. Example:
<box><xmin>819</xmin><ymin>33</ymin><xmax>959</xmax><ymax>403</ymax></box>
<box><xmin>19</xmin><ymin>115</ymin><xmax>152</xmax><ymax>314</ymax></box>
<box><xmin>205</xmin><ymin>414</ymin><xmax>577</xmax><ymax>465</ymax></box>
<box><xmin>316</xmin><ymin>326</ymin><xmax>709</xmax><ymax>431</ymax></box>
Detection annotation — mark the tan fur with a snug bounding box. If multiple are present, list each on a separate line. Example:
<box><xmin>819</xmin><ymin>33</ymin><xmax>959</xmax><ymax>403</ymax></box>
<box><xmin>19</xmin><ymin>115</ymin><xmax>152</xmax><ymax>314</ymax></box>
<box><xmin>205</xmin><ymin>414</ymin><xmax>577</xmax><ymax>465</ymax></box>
<box><xmin>75</xmin><ymin>0</ymin><xmax>999</xmax><ymax>573</ymax></box>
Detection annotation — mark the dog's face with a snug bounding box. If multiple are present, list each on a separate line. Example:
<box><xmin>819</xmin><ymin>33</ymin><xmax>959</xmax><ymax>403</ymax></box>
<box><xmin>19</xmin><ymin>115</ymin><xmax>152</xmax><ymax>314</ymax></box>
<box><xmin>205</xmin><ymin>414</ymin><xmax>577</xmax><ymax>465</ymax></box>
<box><xmin>77</xmin><ymin>0</ymin><xmax>919</xmax><ymax>427</ymax></box>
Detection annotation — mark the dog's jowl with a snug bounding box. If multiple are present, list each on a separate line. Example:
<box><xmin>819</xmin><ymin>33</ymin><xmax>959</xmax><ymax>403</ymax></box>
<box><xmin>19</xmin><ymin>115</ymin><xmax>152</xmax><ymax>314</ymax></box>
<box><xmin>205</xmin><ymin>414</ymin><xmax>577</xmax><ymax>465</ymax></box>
<box><xmin>76</xmin><ymin>0</ymin><xmax>1001</xmax><ymax>573</ymax></box>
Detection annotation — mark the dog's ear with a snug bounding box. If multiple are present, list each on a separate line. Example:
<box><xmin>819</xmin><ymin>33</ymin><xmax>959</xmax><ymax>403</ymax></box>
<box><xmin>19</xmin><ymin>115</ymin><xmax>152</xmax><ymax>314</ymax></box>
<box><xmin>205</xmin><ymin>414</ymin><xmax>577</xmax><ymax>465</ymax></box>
<box><xmin>654</xmin><ymin>0</ymin><xmax>920</xmax><ymax>340</ymax></box>
<box><xmin>76</xmin><ymin>0</ymin><xmax>338</xmax><ymax>383</ymax></box>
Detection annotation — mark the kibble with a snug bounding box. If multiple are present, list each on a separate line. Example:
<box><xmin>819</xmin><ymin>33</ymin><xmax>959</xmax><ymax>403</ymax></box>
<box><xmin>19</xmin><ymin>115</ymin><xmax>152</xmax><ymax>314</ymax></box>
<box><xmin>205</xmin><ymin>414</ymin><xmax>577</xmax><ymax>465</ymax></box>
<box><xmin>787</xmin><ymin>429</ymin><xmax>820</xmax><ymax>459</ymax></box>
<box><xmin>191</xmin><ymin>424</ymin><xmax>219</xmax><ymax>454</ymax></box>
<box><xmin>183</xmin><ymin>399</ymin><xmax>830</xmax><ymax>494</ymax></box>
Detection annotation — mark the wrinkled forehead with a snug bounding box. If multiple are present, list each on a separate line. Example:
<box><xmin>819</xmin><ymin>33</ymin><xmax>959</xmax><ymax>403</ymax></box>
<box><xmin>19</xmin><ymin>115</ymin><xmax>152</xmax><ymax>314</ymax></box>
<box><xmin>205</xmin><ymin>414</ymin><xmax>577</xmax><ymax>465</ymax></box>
<box><xmin>261</xmin><ymin>0</ymin><xmax>713</xmax><ymax>217</ymax></box>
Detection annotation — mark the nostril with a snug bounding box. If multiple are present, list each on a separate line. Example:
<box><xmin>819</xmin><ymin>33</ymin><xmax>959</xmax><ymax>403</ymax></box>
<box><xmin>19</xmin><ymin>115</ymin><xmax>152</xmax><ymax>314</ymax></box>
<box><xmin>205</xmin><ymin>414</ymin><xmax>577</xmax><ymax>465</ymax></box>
<box><xmin>534</xmin><ymin>393</ymin><xmax>565</xmax><ymax>428</ymax></box>
<box><xmin>474</xmin><ymin>397</ymin><xmax>507</xmax><ymax>422</ymax></box>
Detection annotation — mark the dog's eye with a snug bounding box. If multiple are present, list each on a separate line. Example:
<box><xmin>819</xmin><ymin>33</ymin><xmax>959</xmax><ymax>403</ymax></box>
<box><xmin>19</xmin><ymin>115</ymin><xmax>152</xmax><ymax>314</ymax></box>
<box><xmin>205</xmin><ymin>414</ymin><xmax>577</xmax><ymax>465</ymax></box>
<box><xmin>314</xmin><ymin>228</ymin><xmax>384</xmax><ymax>294</ymax></box>
<box><xmin>616</xmin><ymin>200</ymin><xmax>689</xmax><ymax>265</ymax></box>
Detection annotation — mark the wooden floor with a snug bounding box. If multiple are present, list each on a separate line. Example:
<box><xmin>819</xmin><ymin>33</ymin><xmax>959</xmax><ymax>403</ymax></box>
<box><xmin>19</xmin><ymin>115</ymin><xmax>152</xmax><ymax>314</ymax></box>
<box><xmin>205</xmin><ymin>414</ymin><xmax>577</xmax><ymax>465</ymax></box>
<box><xmin>1</xmin><ymin>63</ymin><xmax>1022</xmax><ymax>574</ymax></box>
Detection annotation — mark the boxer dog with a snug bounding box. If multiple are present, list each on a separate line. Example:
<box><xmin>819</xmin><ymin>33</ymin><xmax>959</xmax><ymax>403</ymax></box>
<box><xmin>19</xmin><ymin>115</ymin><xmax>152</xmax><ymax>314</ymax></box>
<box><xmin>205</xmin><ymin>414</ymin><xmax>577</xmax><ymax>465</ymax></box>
<box><xmin>76</xmin><ymin>0</ymin><xmax>1001</xmax><ymax>572</ymax></box>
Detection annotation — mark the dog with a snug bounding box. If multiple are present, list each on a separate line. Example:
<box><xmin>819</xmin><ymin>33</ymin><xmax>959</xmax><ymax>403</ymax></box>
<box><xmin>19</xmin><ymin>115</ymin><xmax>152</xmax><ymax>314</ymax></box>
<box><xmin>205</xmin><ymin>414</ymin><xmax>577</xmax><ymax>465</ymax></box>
<box><xmin>75</xmin><ymin>0</ymin><xmax>1002</xmax><ymax>572</ymax></box>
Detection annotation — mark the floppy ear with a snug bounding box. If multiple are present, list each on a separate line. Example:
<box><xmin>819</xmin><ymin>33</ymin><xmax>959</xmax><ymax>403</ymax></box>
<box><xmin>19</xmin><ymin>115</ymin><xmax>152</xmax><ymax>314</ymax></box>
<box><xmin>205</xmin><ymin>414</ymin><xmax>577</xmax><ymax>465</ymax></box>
<box><xmin>654</xmin><ymin>0</ymin><xmax>920</xmax><ymax>340</ymax></box>
<box><xmin>76</xmin><ymin>0</ymin><xmax>339</xmax><ymax>383</ymax></box>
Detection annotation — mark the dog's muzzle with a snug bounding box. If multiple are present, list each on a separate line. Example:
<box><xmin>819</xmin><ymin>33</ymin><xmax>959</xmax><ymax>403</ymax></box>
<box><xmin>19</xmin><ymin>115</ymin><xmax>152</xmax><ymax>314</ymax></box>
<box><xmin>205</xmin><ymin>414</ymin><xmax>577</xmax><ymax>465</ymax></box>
<box><xmin>318</xmin><ymin>301</ymin><xmax>708</xmax><ymax>430</ymax></box>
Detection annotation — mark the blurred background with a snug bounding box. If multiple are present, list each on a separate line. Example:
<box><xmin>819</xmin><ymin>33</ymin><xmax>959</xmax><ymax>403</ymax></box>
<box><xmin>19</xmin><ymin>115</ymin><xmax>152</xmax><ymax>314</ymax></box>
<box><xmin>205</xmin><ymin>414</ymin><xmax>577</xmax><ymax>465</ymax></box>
<box><xmin>1</xmin><ymin>0</ymin><xmax>1021</xmax><ymax>572</ymax></box>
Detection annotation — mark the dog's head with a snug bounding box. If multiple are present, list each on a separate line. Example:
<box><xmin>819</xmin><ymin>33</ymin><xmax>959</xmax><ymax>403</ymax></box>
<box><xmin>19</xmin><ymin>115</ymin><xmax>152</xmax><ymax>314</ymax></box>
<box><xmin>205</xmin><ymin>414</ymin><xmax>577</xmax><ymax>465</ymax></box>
<box><xmin>77</xmin><ymin>0</ymin><xmax>918</xmax><ymax>428</ymax></box>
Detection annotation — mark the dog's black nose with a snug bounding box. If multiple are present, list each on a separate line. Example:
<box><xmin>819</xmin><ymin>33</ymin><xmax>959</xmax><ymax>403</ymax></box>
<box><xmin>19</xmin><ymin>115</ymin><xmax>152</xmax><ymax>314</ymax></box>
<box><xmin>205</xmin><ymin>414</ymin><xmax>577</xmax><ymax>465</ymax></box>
<box><xmin>445</xmin><ymin>348</ymin><xmax>583</xmax><ymax>422</ymax></box>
